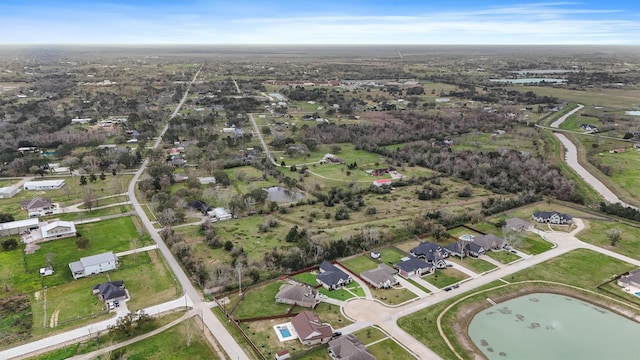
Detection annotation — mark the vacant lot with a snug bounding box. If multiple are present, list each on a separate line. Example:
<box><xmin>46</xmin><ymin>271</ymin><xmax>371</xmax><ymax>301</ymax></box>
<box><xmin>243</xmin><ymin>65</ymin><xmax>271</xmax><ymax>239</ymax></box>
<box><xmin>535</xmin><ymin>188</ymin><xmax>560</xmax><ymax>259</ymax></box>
<box><xmin>577</xmin><ymin>220</ymin><xmax>640</xmax><ymax>260</ymax></box>
<box><xmin>340</xmin><ymin>256</ymin><xmax>379</xmax><ymax>275</ymax></box>
<box><xmin>0</xmin><ymin>294</ymin><xmax>32</xmax><ymax>347</ymax></box>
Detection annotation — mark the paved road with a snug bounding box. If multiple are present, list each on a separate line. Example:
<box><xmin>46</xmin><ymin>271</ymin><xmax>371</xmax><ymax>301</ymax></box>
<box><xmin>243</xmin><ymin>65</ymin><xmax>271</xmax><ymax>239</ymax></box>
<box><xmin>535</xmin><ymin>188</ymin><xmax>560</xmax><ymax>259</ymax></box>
<box><xmin>248</xmin><ymin>113</ymin><xmax>275</xmax><ymax>165</ymax></box>
<box><xmin>127</xmin><ymin>69</ymin><xmax>250</xmax><ymax>359</ymax></box>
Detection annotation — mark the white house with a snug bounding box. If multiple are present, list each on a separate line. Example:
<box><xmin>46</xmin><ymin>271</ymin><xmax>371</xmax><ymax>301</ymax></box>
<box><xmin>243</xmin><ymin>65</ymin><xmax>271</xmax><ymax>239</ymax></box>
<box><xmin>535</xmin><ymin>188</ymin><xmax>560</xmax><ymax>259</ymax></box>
<box><xmin>71</xmin><ymin>118</ymin><xmax>92</xmax><ymax>124</ymax></box>
<box><xmin>69</xmin><ymin>251</ymin><xmax>118</xmax><ymax>279</ymax></box>
<box><xmin>208</xmin><ymin>207</ymin><xmax>232</xmax><ymax>222</ymax></box>
<box><xmin>0</xmin><ymin>218</ymin><xmax>40</xmax><ymax>237</ymax></box>
<box><xmin>23</xmin><ymin>179</ymin><xmax>65</xmax><ymax>191</ymax></box>
<box><xmin>0</xmin><ymin>185</ymin><xmax>20</xmax><ymax>199</ymax></box>
<box><xmin>41</xmin><ymin>221</ymin><xmax>76</xmax><ymax>241</ymax></box>
<box><xmin>532</xmin><ymin>211</ymin><xmax>572</xmax><ymax>225</ymax></box>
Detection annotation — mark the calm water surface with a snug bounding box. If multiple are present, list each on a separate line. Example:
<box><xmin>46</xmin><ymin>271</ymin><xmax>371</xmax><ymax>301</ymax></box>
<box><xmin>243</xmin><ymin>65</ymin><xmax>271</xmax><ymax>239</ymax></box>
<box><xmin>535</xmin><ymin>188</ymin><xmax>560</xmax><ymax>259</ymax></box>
<box><xmin>468</xmin><ymin>293</ymin><xmax>640</xmax><ymax>360</ymax></box>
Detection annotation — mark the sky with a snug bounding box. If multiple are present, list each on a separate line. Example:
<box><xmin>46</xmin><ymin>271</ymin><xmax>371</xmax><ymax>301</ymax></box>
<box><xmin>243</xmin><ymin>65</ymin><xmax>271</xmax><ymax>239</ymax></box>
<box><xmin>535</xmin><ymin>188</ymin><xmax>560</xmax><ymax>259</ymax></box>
<box><xmin>1</xmin><ymin>0</ymin><xmax>638</xmax><ymax>45</ymax></box>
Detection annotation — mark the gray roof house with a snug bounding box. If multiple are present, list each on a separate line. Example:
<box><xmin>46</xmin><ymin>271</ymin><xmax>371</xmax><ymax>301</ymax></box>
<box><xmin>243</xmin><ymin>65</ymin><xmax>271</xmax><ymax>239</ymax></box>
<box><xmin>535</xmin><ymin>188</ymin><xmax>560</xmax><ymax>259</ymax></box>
<box><xmin>20</xmin><ymin>197</ymin><xmax>53</xmax><ymax>213</ymax></box>
<box><xmin>395</xmin><ymin>258</ymin><xmax>433</xmax><ymax>277</ymax></box>
<box><xmin>69</xmin><ymin>251</ymin><xmax>118</xmax><ymax>279</ymax></box>
<box><xmin>92</xmin><ymin>280</ymin><xmax>126</xmax><ymax>302</ymax></box>
<box><xmin>275</xmin><ymin>283</ymin><xmax>319</xmax><ymax>308</ymax></box>
<box><xmin>472</xmin><ymin>234</ymin><xmax>506</xmax><ymax>251</ymax></box>
<box><xmin>360</xmin><ymin>264</ymin><xmax>398</xmax><ymax>289</ymax></box>
<box><xmin>505</xmin><ymin>218</ymin><xmax>533</xmax><ymax>232</ymax></box>
<box><xmin>617</xmin><ymin>269</ymin><xmax>640</xmax><ymax>289</ymax></box>
<box><xmin>328</xmin><ymin>334</ymin><xmax>376</xmax><ymax>360</ymax></box>
<box><xmin>532</xmin><ymin>211</ymin><xmax>573</xmax><ymax>224</ymax></box>
<box><xmin>317</xmin><ymin>261</ymin><xmax>352</xmax><ymax>290</ymax></box>
<box><xmin>410</xmin><ymin>241</ymin><xmax>441</xmax><ymax>258</ymax></box>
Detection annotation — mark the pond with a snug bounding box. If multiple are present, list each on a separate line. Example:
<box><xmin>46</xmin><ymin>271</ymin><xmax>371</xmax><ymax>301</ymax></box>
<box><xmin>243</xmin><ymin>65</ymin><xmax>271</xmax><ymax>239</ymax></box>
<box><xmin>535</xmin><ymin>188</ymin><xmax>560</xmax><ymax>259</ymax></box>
<box><xmin>468</xmin><ymin>293</ymin><xmax>640</xmax><ymax>360</ymax></box>
<box><xmin>264</xmin><ymin>186</ymin><xmax>305</xmax><ymax>203</ymax></box>
<box><xmin>489</xmin><ymin>78</ymin><xmax>567</xmax><ymax>84</ymax></box>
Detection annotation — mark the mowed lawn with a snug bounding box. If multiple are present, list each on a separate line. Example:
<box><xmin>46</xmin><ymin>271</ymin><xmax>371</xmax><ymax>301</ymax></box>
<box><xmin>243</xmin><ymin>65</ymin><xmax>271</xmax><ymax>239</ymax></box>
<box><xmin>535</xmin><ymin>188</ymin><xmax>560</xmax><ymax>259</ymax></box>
<box><xmin>423</xmin><ymin>268</ymin><xmax>468</xmax><ymax>288</ymax></box>
<box><xmin>25</xmin><ymin>216</ymin><xmax>149</xmax><ymax>286</ymax></box>
<box><xmin>577</xmin><ymin>220</ymin><xmax>640</xmax><ymax>260</ymax></box>
<box><xmin>233</xmin><ymin>281</ymin><xmax>291</xmax><ymax>319</ymax></box>
<box><xmin>340</xmin><ymin>256</ymin><xmax>379</xmax><ymax>275</ymax></box>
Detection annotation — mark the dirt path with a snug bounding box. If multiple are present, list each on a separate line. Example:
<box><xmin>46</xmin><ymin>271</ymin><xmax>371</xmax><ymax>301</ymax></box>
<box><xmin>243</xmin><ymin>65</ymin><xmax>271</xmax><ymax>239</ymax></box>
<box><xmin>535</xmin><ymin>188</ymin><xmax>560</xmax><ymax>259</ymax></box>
<box><xmin>49</xmin><ymin>308</ymin><xmax>59</xmax><ymax>328</ymax></box>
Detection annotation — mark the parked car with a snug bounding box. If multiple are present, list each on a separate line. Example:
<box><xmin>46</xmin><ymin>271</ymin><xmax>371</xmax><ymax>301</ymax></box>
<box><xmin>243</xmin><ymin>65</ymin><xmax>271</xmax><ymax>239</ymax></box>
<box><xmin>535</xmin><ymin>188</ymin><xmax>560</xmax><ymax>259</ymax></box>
<box><xmin>510</xmin><ymin>250</ymin><xmax>518</xmax><ymax>254</ymax></box>
<box><xmin>108</xmin><ymin>302</ymin><xmax>115</xmax><ymax>310</ymax></box>
<box><xmin>114</xmin><ymin>299</ymin><xmax>120</xmax><ymax>307</ymax></box>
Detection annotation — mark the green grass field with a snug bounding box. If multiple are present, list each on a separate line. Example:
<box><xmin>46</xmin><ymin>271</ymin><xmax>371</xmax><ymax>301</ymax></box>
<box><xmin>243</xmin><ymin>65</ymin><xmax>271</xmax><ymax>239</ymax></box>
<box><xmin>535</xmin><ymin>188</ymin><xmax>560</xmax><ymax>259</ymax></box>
<box><xmin>446</xmin><ymin>257</ymin><xmax>497</xmax><ymax>273</ymax></box>
<box><xmin>367</xmin><ymin>338</ymin><xmax>416</xmax><ymax>360</ymax></box>
<box><xmin>370</xmin><ymin>287</ymin><xmax>417</xmax><ymax>305</ymax></box>
<box><xmin>233</xmin><ymin>281</ymin><xmax>291</xmax><ymax>319</ymax></box>
<box><xmin>340</xmin><ymin>256</ymin><xmax>379</xmax><ymax>275</ymax></box>
<box><xmin>352</xmin><ymin>326</ymin><xmax>389</xmax><ymax>345</ymax></box>
<box><xmin>378</xmin><ymin>247</ymin><xmax>408</xmax><ymax>265</ymax></box>
<box><xmin>422</xmin><ymin>268</ymin><xmax>469</xmax><ymax>288</ymax></box>
<box><xmin>576</xmin><ymin>220</ymin><xmax>640</xmax><ymax>260</ymax></box>
<box><xmin>485</xmin><ymin>250</ymin><xmax>520</xmax><ymax>264</ymax></box>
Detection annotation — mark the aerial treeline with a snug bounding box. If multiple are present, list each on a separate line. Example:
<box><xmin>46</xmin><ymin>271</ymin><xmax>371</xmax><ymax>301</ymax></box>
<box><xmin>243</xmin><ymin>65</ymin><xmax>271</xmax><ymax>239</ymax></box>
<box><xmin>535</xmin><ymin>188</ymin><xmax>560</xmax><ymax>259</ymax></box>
<box><xmin>302</xmin><ymin>108</ymin><xmax>515</xmax><ymax>148</ymax></box>
<box><xmin>599</xmin><ymin>202</ymin><xmax>640</xmax><ymax>222</ymax></box>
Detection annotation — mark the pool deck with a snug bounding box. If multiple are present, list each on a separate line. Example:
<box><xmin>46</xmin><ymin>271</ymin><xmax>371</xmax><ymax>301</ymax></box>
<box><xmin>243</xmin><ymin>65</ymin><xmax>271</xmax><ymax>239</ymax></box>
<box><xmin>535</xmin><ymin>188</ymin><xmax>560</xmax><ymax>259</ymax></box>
<box><xmin>273</xmin><ymin>322</ymin><xmax>298</xmax><ymax>342</ymax></box>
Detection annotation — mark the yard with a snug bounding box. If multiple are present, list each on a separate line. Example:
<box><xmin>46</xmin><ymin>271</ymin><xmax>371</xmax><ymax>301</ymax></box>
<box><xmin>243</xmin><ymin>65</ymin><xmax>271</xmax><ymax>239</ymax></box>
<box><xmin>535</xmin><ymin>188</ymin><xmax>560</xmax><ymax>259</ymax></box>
<box><xmin>576</xmin><ymin>220</ymin><xmax>640</xmax><ymax>260</ymax></box>
<box><xmin>367</xmin><ymin>338</ymin><xmax>416</xmax><ymax>360</ymax></box>
<box><xmin>370</xmin><ymin>287</ymin><xmax>417</xmax><ymax>305</ymax></box>
<box><xmin>378</xmin><ymin>247</ymin><xmax>408</xmax><ymax>265</ymax></box>
<box><xmin>231</xmin><ymin>281</ymin><xmax>292</xmax><ymax>319</ymax></box>
<box><xmin>339</xmin><ymin>256</ymin><xmax>379</xmax><ymax>275</ymax></box>
<box><xmin>485</xmin><ymin>250</ymin><xmax>520</xmax><ymax>264</ymax></box>
<box><xmin>422</xmin><ymin>268</ymin><xmax>469</xmax><ymax>289</ymax></box>
<box><xmin>446</xmin><ymin>257</ymin><xmax>496</xmax><ymax>274</ymax></box>
<box><xmin>352</xmin><ymin>326</ymin><xmax>388</xmax><ymax>345</ymax></box>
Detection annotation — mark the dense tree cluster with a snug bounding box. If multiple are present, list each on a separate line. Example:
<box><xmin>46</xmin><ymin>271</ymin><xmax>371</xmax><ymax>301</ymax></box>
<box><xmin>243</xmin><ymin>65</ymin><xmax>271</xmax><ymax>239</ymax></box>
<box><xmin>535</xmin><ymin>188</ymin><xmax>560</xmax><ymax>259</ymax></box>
<box><xmin>599</xmin><ymin>202</ymin><xmax>640</xmax><ymax>222</ymax></box>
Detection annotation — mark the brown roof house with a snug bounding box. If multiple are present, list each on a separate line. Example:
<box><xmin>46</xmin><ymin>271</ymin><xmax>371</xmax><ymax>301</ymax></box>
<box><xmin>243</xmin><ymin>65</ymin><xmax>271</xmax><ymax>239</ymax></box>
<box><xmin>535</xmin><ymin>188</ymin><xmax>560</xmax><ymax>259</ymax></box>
<box><xmin>328</xmin><ymin>334</ymin><xmax>376</xmax><ymax>360</ymax></box>
<box><xmin>290</xmin><ymin>310</ymin><xmax>333</xmax><ymax>345</ymax></box>
<box><xmin>275</xmin><ymin>283</ymin><xmax>320</xmax><ymax>309</ymax></box>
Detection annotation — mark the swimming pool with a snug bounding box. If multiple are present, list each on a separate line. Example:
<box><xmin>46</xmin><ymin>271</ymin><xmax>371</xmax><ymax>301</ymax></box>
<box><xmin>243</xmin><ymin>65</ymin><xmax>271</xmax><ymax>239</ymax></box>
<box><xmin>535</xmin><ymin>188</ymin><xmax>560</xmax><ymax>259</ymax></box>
<box><xmin>635</xmin><ymin>291</ymin><xmax>640</xmax><ymax>298</ymax></box>
<box><xmin>278</xmin><ymin>326</ymin><xmax>291</xmax><ymax>338</ymax></box>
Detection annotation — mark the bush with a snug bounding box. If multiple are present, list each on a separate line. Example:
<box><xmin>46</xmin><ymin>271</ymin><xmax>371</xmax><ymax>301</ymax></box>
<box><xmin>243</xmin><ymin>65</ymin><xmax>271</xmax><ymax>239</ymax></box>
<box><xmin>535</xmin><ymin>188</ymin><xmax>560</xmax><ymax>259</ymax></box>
<box><xmin>335</xmin><ymin>206</ymin><xmax>350</xmax><ymax>220</ymax></box>
<box><xmin>76</xmin><ymin>237</ymin><xmax>89</xmax><ymax>249</ymax></box>
<box><xmin>1</xmin><ymin>238</ymin><xmax>18</xmax><ymax>251</ymax></box>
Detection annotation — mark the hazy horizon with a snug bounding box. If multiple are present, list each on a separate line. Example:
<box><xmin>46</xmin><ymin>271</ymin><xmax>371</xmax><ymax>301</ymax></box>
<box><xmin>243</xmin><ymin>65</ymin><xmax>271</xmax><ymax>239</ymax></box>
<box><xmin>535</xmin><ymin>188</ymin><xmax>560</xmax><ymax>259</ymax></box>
<box><xmin>1</xmin><ymin>1</ymin><xmax>638</xmax><ymax>45</ymax></box>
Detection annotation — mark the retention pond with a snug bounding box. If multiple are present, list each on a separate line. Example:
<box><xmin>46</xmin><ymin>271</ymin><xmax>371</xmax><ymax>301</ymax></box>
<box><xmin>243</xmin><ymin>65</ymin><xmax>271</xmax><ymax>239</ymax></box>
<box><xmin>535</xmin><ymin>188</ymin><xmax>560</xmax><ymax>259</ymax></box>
<box><xmin>468</xmin><ymin>293</ymin><xmax>640</xmax><ymax>359</ymax></box>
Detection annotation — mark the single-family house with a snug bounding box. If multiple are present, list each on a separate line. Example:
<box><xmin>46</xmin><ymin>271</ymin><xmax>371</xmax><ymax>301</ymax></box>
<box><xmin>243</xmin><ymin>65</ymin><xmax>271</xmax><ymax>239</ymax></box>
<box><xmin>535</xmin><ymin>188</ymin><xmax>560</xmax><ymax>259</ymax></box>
<box><xmin>328</xmin><ymin>334</ymin><xmax>376</xmax><ymax>360</ymax></box>
<box><xmin>187</xmin><ymin>200</ymin><xmax>209</xmax><ymax>214</ymax></box>
<box><xmin>617</xmin><ymin>269</ymin><xmax>640</xmax><ymax>289</ymax></box>
<box><xmin>443</xmin><ymin>242</ymin><xmax>468</xmax><ymax>258</ymax></box>
<box><xmin>0</xmin><ymin>185</ymin><xmax>20</xmax><ymax>199</ymax></box>
<box><xmin>275</xmin><ymin>284</ymin><xmax>319</xmax><ymax>309</ymax></box>
<box><xmin>395</xmin><ymin>258</ymin><xmax>433</xmax><ymax>277</ymax></box>
<box><xmin>317</xmin><ymin>261</ymin><xmax>351</xmax><ymax>290</ymax></box>
<box><xmin>410</xmin><ymin>241</ymin><xmax>448</xmax><ymax>267</ymax></box>
<box><xmin>372</xmin><ymin>179</ymin><xmax>392</xmax><ymax>187</ymax></box>
<box><xmin>92</xmin><ymin>280</ymin><xmax>127</xmax><ymax>302</ymax></box>
<box><xmin>371</xmin><ymin>167</ymin><xmax>395</xmax><ymax>176</ymax></box>
<box><xmin>20</xmin><ymin>197</ymin><xmax>54</xmax><ymax>216</ymax></box>
<box><xmin>360</xmin><ymin>264</ymin><xmax>398</xmax><ymax>289</ymax></box>
<box><xmin>290</xmin><ymin>311</ymin><xmax>333</xmax><ymax>345</ymax></box>
<box><xmin>23</xmin><ymin>179</ymin><xmax>65</xmax><ymax>191</ymax></box>
<box><xmin>320</xmin><ymin>154</ymin><xmax>345</xmax><ymax>164</ymax></box>
<box><xmin>505</xmin><ymin>218</ymin><xmax>533</xmax><ymax>232</ymax></box>
<box><xmin>198</xmin><ymin>177</ymin><xmax>216</xmax><ymax>185</ymax></box>
<box><xmin>69</xmin><ymin>251</ymin><xmax>118</xmax><ymax>279</ymax></box>
<box><xmin>472</xmin><ymin>234</ymin><xmax>506</xmax><ymax>251</ymax></box>
<box><xmin>0</xmin><ymin>218</ymin><xmax>40</xmax><ymax>237</ymax></box>
<box><xmin>208</xmin><ymin>207</ymin><xmax>233</xmax><ymax>222</ymax></box>
<box><xmin>580</xmin><ymin>124</ymin><xmax>598</xmax><ymax>132</ymax></box>
<box><xmin>71</xmin><ymin>118</ymin><xmax>92</xmax><ymax>124</ymax></box>
<box><xmin>41</xmin><ymin>220</ymin><xmax>76</xmax><ymax>241</ymax></box>
<box><xmin>532</xmin><ymin>211</ymin><xmax>573</xmax><ymax>225</ymax></box>
<box><xmin>468</xmin><ymin>243</ymin><xmax>486</xmax><ymax>257</ymax></box>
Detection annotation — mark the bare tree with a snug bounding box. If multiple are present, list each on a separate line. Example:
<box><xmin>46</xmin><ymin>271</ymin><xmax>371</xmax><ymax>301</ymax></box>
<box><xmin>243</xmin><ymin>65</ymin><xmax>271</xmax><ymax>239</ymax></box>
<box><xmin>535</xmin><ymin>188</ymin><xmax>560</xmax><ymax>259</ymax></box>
<box><xmin>606</xmin><ymin>229</ymin><xmax>622</xmax><ymax>246</ymax></box>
